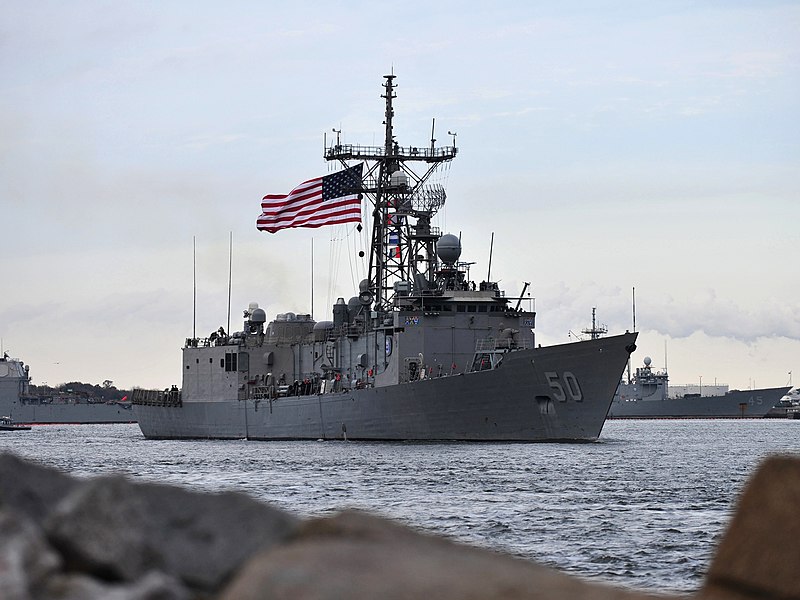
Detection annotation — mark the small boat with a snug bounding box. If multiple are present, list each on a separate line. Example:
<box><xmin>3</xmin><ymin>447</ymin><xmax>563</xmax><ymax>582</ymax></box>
<box><xmin>0</xmin><ymin>416</ymin><xmax>31</xmax><ymax>431</ymax></box>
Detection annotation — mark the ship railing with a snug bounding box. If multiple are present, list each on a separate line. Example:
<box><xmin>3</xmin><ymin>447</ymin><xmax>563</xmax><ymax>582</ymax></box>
<box><xmin>131</xmin><ymin>388</ymin><xmax>183</xmax><ymax>408</ymax></box>
<box><xmin>249</xmin><ymin>377</ymin><xmax>323</xmax><ymax>400</ymax></box>
<box><xmin>474</xmin><ymin>337</ymin><xmax>533</xmax><ymax>353</ymax></box>
<box><xmin>185</xmin><ymin>337</ymin><xmax>217</xmax><ymax>348</ymax></box>
<box><xmin>325</xmin><ymin>143</ymin><xmax>457</xmax><ymax>163</ymax></box>
<box><xmin>185</xmin><ymin>336</ymin><xmax>241</xmax><ymax>348</ymax></box>
<box><xmin>319</xmin><ymin>324</ymin><xmax>366</xmax><ymax>341</ymax></box>
<box><xmin>250</xmin><ymin>385</ymin><xmax>274</xmax><ymax>400</ymax></box>
<box><xmin>398</xmin><ymin>357</ymin><xmax>462</xmax><ymax>383</ymax></box>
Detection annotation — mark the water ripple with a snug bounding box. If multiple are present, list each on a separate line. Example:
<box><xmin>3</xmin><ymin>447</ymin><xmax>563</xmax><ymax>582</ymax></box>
<box><xmin>1</xmin><ymin>419</ymin><xmax>798</xmax><ymax>593</ymax></box>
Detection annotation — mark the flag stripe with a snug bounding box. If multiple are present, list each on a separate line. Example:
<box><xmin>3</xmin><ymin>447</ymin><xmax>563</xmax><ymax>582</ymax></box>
<box><xmin>257</xmin><ymin>213</ymin><xmax>361</xmax><ymax>233</ymax></box>
<box><xmin>257</xmin><ymin>165</ymin><xmax>362</xmax><ymax>234</ymax></box>
<box><xmin>257</xmin><ymin>198</ymin><xmax>361</xmax><ymax>229</ymax></box>
<box><xmin>259</xmin><ymin>196</ymin><xmax>360</xmax><ymax>225</ymax></box>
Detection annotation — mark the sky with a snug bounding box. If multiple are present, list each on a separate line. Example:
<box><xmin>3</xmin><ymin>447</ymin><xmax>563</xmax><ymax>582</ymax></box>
<box><xmin>1</xmin><ymin>1</ymin><xmax>798</xmax><ymax>393</ymax></box>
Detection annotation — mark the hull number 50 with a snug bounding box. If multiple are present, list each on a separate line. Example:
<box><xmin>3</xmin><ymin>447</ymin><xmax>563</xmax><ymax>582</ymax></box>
<box><xmin>545</xmin><ymin>371</ymin><xmax>583</xmax><ymax>402</ymax></box>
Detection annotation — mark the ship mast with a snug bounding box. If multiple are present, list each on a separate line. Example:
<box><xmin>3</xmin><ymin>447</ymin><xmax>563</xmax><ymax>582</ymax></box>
<box><xmin>324</xmin><ymin>74</ymin><xmax>457</xmax><ymax>315</ymax></box>
<box><xmin>582</xmin><ymin>307</ymin><xmax>608</xmax><ymax>340</ymax></box>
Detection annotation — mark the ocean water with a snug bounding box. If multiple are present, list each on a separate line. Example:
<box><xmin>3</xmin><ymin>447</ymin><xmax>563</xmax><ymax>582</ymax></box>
<box><xmin>2</xmin><ymin>419</ymin><xmax>798</xmax><ymax>594</ymax></box>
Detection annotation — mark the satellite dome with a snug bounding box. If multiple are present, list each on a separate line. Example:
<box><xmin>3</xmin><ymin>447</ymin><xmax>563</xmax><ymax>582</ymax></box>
<box><xmin>643</xmin><ymin>356</ymin><xmax>652</xmax><ymax>367</ymax></box>
<box><xmin>390</xmin><ymin>170</ymin><xmax>408</xmax><ymax>187</ymax></box>
<box><xmin>359</xmin><ymin>279</ymin><xmax>370</xmax><ymax>292</ymax></box>
<box><xmin>437</xmin><ymin>234</ymin><xmax>461</xmax><ymax>264</ymax></box>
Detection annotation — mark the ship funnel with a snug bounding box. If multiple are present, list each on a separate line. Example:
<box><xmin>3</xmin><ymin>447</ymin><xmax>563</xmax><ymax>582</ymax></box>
<box><xmin>333</xmin><ymin>298</ymin><xmax>348</xmax><ymax>328</ymax></box>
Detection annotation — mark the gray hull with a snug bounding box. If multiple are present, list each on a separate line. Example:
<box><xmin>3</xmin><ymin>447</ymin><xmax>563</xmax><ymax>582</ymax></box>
<box><xmin>134</xmin><ymin>332</ymin><xmax>636</xmax><ymax>441</ymax></box>
<box><xmin>1</xmin><ymin>401</ymin><xmax>136</xmax><ymax>425</ymax></box>
<box><xmin>607</xmin><ymin>386</ymin><xmax>791</xmax><ymax>419</ymax></box>
<box><xmin>0</xmin><ymin>389</ymin><xmax>135</xmax><ymax>425</ymax></box>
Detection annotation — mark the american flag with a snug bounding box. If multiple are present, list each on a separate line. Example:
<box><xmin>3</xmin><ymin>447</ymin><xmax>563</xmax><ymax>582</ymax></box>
<box><xmin>257</xmin><ymin>164</ymin><xmax>362</xmax><ymax>234</ymax></box>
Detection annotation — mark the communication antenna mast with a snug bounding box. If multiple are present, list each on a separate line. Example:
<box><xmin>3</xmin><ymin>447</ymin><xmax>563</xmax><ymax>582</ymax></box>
<box><xmin>627</xmin><ymin>286</ymin><xmax>636</xmax><ymax>383</ymax></box>
<box><xmin>193</xmin><ymin>236</ymin><xmax>197</xmax><ymax>340</ymax></box>
<box><xmin>581</xmin><ymin>307</ymin><xmax>608</xmax><ymax>340</ymax></box>
<box><xmin>324</xmin><ymin>74</ymin><xmax>457</xmax><ymax>313</ymax></box>
<box><xmin>227</xmin><ymin>232</ymin><xmax>232</xmax><ymax>335</ymax></box>
<box><xmin>310</xmin><ymin>238</ymin><xmax>314</xmax><ymax>319</ymax></box>
<box><xmin>487</xmin><ymin>232</ymin><xmax>494</xmax><ymax>282</ymax></box>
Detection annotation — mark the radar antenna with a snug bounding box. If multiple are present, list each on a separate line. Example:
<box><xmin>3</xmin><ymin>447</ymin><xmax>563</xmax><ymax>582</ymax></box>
<box><xmin>581</xmin><ymin>307</ymin><xmax>608</xmax><ymax>340</ymax></box>
<box><xmin>324</xmin><ymin>74</ymin><xmax>458</xmax><ymax>313</ymax></box>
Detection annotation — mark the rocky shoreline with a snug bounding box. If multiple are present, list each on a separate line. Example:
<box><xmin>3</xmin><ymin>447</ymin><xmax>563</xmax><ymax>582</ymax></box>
<box><xmin>1</xmin><ymin>452</ymin><xmax>798</xmax><ymax>599</ymax></box>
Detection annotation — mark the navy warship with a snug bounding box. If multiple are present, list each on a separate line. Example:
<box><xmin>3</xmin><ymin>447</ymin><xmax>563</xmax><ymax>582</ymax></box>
<box><xmin>608</xmin><ymin>356</ymin><xmax>790</xmax><ymax>419</ymax></box>
<box><xmin>0</xmin><ymin>353</ymin><xmax>135</xmax><ymax>424</ymax></box>
<box><xmin>132</xmin><ymin>74</ymin><xmax>638</xmax><ymax>441</ymax></box>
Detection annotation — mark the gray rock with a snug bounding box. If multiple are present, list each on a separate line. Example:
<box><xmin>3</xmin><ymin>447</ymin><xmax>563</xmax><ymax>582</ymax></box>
<box><xmin>45</xmin><ymin>474</ymin><xmax>299</xmax><ymax>592</ymax></box>
<box><xmin>5</xmin><ymin>450</ymin><xmax>800</xmax><ymax>600</ymax></box>
<box><xmin>700</xmin><ymin>454</ymin><xmax>800</xmax><ymax>600</ymax></box>
<box><xmin>41</xmin><ymin>570</ymin><xmax>191</xmax><ymax>600</ymax></box>
<box><xmin>0</xmin><ymin>509</ymin><xmax>62</xmax><ymax>600</ymax></box>
<box><xmin>219</xmin><ymin>510</ymin><xmax>669</xmax><ymax>600</ymax></box>
<box><xmin>0</xmin><ymin>454</ymin><xmax>79</xmax><ymax>522</ymax></box>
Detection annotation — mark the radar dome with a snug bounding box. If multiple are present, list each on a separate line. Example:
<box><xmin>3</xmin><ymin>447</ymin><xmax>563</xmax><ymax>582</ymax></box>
<box><xmin>390</xmin><ymin>170</ymin><xmax>408</xmax><ymax>187</ymax></box>
<box><xmin>359</xmin><ymin>279</ymin><xmax>370</xmax><ymax>292</ymax></box>
<box><xmin>643</xmin><ymin>356</ymin><xmax>652</xmax><ymax>367</ymax></box>
<box><xmin>437</xmin><ymin>234</ymin><xmax>461</xmax><ymax>264</ymax></box>
<box><xmin>251</xmin><ymin>308</ymin><xmax>266</xmax><ymax>323</ymax></box>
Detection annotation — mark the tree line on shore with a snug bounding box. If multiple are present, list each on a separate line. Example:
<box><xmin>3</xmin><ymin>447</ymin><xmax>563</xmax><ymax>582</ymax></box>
<box><xmin>29</xmin><ymin>380</ymin><xmax>130</xmax><ymax>402</ymax></box>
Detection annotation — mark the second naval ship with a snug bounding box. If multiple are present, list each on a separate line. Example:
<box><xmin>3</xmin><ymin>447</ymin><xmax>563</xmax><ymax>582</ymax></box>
<box><xmin>0</xmin><ymin>353</ymin><xmax>135</xmax><ymax>424</ymax></box>
<box><xmin>608</xmin><ymin>356</ymin><xmax>790</xmax><ymax>418</ymax></box>
<box><xmin>132</xmin><ymin>74</ymin><xmax>637</xmax><ymax>441</ymax></box>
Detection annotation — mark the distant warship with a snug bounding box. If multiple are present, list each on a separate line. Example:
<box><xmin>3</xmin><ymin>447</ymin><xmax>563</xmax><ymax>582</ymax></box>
<box><xmin>132</xmin><ymin>74</ymin><xmax>637</xmax><ymax>441</ymax></box>
<box><xmin>0</xmin><ymin>353</ymin><xmax>134</xmax><ymax>424</ymax></box>
<box><xmin>608</xmin><ymin>356</ymin><xmax>790</xmax><ymax>418</ymax></box>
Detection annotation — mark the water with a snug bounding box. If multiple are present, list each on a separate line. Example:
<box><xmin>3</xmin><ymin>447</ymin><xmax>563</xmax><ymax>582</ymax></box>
<box><xmin>2</xmin><ymin>419</ymin><xmax>798</xmax><ymax>594</ymax></box>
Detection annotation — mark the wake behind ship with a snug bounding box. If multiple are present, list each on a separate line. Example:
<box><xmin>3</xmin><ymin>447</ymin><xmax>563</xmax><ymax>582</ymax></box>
<box><xmin>133</xmin><ymin>74</ymin><xmax>637</xmax><ymax>441</ymax></box>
